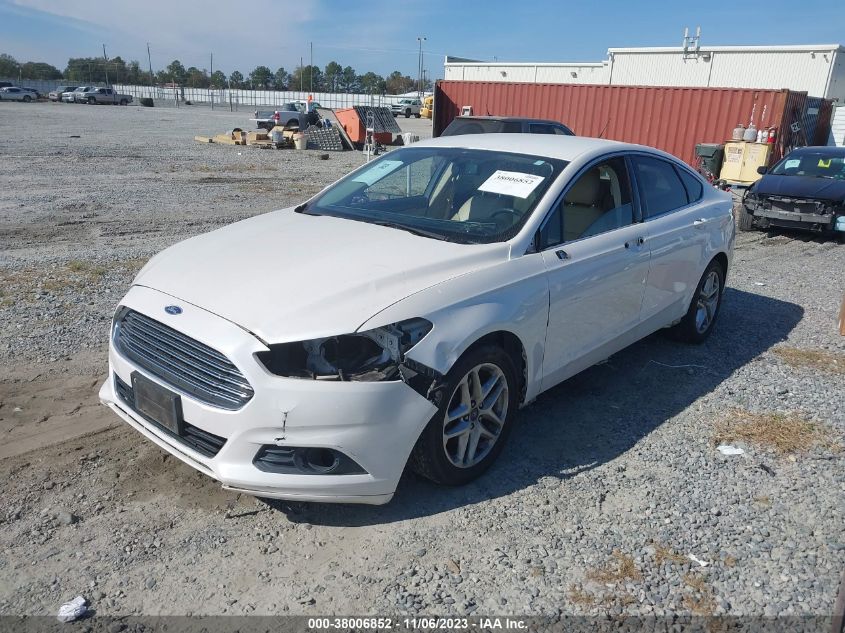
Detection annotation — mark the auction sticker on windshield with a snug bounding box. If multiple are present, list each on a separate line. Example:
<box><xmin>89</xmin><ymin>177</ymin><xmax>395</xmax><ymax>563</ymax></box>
<box><xmin>352</xmin><ymin>160</ymin><xmax>404</xmax><ymax>186</ymax></box>
<box><xmin>478</xmin><ymin>170</ymin><xmax>545</xmax><ymax>198</ymax></box>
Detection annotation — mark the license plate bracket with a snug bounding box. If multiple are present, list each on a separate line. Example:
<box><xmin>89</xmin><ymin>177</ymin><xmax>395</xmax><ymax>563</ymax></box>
<box><xmin>131</xmin><ymin>372</ymin><xmax>183</xmax><ymax>436</ymax></box>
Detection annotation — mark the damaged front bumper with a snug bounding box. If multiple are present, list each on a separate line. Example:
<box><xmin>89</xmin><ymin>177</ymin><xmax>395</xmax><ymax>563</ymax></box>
<box><xmin>100</xmin><ymin>286</ymin><xmax>439</xmax><ymax>505</ymax></box>
<box><xmin>744</xmin><ymin>195</ymin><xmax>845</xmax><ymax>233</ymax></box>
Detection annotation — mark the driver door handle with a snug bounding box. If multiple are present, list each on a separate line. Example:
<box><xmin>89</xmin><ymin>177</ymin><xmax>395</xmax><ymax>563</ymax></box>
<box><xmin>555</xmin><ymin>249</ymin><xmax>570</xmax><ymax>260</ymax></box>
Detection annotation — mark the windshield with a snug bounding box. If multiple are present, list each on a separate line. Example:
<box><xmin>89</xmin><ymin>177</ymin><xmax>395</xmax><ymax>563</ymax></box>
<box><xmin>770</xmin><ymin>152</ymin><xmax>845</xmax><ymax>179</ymax></box>
<box><xmin>305</xmin><ymin>147</ymin><xmax>567</xmax><ymax>244</ymax></box>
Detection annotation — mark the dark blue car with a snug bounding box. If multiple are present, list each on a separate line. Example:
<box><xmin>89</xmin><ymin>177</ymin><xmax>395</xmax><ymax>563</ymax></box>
<box><xmin>741</xmin><ymin>146</ymin><xmax>845</xmax><ymax>243</ymax></box>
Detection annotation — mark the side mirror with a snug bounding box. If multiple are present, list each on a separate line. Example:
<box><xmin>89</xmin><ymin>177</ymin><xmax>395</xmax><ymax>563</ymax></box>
<box><xmin>756</xmin><ymin>166</ymin><xmax>768</xmax><ymax>175</ymax></box>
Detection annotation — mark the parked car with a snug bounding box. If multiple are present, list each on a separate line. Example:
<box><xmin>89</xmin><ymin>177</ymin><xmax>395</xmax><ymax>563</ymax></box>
<box><xmin>81</xmin><ymin>87</ymin><xmax>132</xmax><ymax>105</ymax></box>
<box><xmin>741</xmin><ymin>146</ymin><xmax>845</xmax><ymax>243</ymax></box>
<box><xmin>0</xmin><ymin>87</ymin><xmax>36</xmax><ymax>102</ymax></box>
<box><xmin>442</xmin><ymin>116</ymin><xmax>575</xmax><ymax>137</ymax></box>
<box><xmin>65</xmin><ymin>86</ymin><xmax>95</xmax><ymax>103</ymax></box>
<box><xmin>253</xmin><ymin>104</ymin><xmax>307</xmax><ymax>131</ymax></box>
<box><xmin>391</xmin><ymin>98</ymin><xmax>422</xmax><ymax>118</ymax></box>
<box><xmin>49</xmin><ymin>85</ymin><xmax>78</xmax><ymax>101</ymax></box>
<box><xmin>100</xmin><ymin>135</ymin><xmax>734</xmax><ymax>504</ymax></box>
<box><xmin>293</xmin><ymin>101</ymin><xmax>321</xmax><ymax>126</ymax></box>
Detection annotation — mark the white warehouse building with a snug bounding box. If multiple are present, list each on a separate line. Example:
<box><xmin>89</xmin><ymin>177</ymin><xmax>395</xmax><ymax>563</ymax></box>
<box><xmin>444</xmin><ymin>44</ymin><xmax>845</xmax><ymax>145</ymax></box>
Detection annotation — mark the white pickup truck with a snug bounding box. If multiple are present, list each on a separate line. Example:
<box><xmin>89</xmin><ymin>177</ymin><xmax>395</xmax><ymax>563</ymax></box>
<box><xmin>78</xmin><ymin>87</ymin><xmax>133</xmax><ymax>105</ymax></box>
<box><xmin>390</xmin><ymin>98</ymin><xmax>422</xmax><ymax>118</ymax></box>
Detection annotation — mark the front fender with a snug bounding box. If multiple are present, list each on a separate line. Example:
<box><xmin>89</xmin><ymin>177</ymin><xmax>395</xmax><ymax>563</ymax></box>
<box><xmin>357</xmin><ymin>254</ymin><xmax>550</xmax><ymax>403</ymax></box>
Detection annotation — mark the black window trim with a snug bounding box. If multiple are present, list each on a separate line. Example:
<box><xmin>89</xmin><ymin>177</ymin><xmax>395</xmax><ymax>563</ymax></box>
<box><xmin>629</xmin><ymin>152</ymin><xmax>705</xmax><ymax>221</ymax></box>
<box><xmin>533</xmin><ymin>151</ymin><xmax>642</xmax><ymax>252</ymax></box>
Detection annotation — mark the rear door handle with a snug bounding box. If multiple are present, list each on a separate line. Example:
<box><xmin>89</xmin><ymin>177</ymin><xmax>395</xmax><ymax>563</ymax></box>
<box><xmin>624</xmin><ymin>236</ymin><xmax>646</xmax><ymax>248</ymax></box>
<box><xmin>693</xmin><ymin>218</ymin><xmax>708</xmax><ymax>228</ymax></box>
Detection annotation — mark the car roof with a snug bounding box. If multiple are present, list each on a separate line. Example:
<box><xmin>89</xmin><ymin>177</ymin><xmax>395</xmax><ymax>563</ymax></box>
<box><xmin>415</xmin><ymin>133</ymin><xmax>664</xmax><ymax>163</ymax></box>
<box><xmin>454</xmin><ymin>116</ymin><xmax>566</xmax><ymax>125</ymax></box>
<box><xmin>786</xmin><ymin>146</ymin><xmax>845</xmax><ymax>157</ymax></box>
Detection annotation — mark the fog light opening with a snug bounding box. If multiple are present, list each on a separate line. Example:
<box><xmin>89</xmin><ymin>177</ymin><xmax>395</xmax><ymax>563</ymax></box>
<box><xmin>304</xmin><ymin>448</ymin><xmax>340</xmax><ymax>473</ymax></box>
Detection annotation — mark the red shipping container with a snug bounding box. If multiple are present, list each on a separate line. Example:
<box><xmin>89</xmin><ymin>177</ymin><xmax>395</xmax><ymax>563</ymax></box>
<box><xmin>433</xmin><ymin>81</ymin><xmax>831</xmax><ymax>167</ymax></box>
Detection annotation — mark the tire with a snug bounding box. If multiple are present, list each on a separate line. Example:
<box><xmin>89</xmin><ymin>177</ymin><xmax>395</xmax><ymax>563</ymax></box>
<box><xmin>119</xmin><ymin>99</ymin><xmax>128</xmax><ymax>106</ymax></box>
<box><xmin>737</xmin><ymin>203</ymin><xmax>755</xmax><ymax>232</ymax></box>
<box><xmin>405</xmin><ymin>108</ymin><xmax>411</xmax><ymax>118</ymax></box>
<box><xmin>667</xmin><ymin>259</ymin><xmax>725</xmax><ymax>344</ymax></box>
<box><xmin>87</xmin><ymin>97</ymin><xmax>96</xmax><ymax>105</ymax></box>
<box><xmin>22</xmin><ymin>95</ymin><xmax>31</xmax><ymax>103</ymax></box>
<box><xmin>414</xmin><ymin>113</ymin><xmax>421</xmax><ymax>118</ymax></box>
<box><xmin>409</xmin><ymin>344</ymin><xmax>518</xmax><ymax>486</ymax></box>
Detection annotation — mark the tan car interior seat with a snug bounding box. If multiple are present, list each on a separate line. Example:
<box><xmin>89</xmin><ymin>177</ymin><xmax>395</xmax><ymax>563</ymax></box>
<box><xmin>562</xmin><ymin>168</ymin><xmax>604</xmax><ymax>241</ymax></box>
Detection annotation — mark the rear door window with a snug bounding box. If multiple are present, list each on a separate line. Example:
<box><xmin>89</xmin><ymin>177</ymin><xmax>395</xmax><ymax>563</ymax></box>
<box><xmin>529</xmin><ymin>124</ymin><xmax>556</xmax><ymax>135</ymax></box>
<box><xmin>676</xmin><ymin>167</ymin><xmax>704</xmax><ymax>202</ymax></box>
<box><xmin>631</xmin><ymin>156</ymin><xmax>690</xmax><ymax>218</ymax></box>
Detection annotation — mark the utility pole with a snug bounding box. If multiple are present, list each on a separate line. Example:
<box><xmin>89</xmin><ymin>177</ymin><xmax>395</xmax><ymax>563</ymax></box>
<box><xmin>309</xmin><ymin>42</ymin><xmax>313</xmax><ymax>94</ymax></box>
<box><xmin>210</xmin><ymin>52</ymin><xmax>214</xmax><ymax>110</ymax></box>
<box><xmin>102</xmin><ymin>44</ymin><xmax>109</xmax><ymax>86</ymax></box>
<box><xmin>300</xmin><ymin>56</ymin><xmax>303</xmax><ymax>91</ymax></box>
<box><xmin>417</xmin><ymin>36</ymin><xmax>426</xmax><ymax>97</ymax></box>
<box><xmin>146</xmin><ymin>43</ymin><xmax>154</xmax><ymax>85</ymax></box>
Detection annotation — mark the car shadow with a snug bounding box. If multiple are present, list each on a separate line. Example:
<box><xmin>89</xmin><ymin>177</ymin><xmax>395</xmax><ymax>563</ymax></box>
<box><xmin>263</xmin><ymin>288</ymin><xmax>803</xmax><ymax>526</ymax></box>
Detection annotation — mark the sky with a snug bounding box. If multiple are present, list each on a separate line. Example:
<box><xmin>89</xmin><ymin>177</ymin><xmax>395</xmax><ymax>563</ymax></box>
<box><xmin>0</xmin><ymin>0</ymin><xmax>843</xmax><ymax>80</ymax></box>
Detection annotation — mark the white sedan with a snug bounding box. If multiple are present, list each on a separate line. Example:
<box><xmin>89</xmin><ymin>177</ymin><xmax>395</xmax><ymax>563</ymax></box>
<box><xmin>100</xmin><ymin>135</ymin><xmax>734</xmax><ymax>504</ymax></box>
<box><xmin>0</xmin><ymin>87</ymin><xmax>37</xmax><ymax>102</ymax></box>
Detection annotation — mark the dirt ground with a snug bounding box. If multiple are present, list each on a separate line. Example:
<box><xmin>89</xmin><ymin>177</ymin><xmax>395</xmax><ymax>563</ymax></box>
<box><xmin>0</xmin><ymin>101</ymin><xmax>843</xmax><ymax>620</ymax></box>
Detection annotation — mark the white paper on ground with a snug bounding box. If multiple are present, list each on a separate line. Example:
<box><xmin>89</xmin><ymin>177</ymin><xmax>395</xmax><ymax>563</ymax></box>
<box><xmin>57</xmin><ymin>595</ymin><xmax>88</xmax><ymax>622</ymax></box>
<box><xmin>687</xmin><ymin>554</ymin><xmax>710</xmax><ymax>567</ymax></box>
<box><xmin>478</xmin><ymin>170</ymin><xmax>545</xmax><ymax>199</ymax></box>
<box><xmin>717</xmin><ymin>444</ymin><xmax>745</xmax><ymax>456</ymax></box>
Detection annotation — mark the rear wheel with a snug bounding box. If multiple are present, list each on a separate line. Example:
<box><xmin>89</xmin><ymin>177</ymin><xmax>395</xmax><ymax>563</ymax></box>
<box><xmin>410</xmin><ymin>345</ymin><xmax>517</xmax><ymax>486</ymax></box>
<box><xmin>414</xmin><ymin>113</ymin><xmax>421</xmax><ymax>118</ymax></box>
<box><xmin>22</xmin><ymin>95</ymin><xmax>31</xmax><ymax>102</ymax></box>
<box><xmin>119</xmin><ymin>99</ymin><xmax>128</xmax><ymax>106</ymax></box>
<box><xmin>405</xmin><ymin>108</ymin><xmax>411</xmax><ymax>118</ymax></box>
<box><xmin>667</xmin><ymin>259</ymin><xmax>725</xmax><ymax>344</ymax></box>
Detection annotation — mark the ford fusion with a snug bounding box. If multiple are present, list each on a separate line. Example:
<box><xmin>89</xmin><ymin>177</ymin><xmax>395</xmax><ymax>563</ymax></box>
<box><xmin>100</xmin><ymin>135</ymin><xmax>734</xmax><ymax>504</ymax></box>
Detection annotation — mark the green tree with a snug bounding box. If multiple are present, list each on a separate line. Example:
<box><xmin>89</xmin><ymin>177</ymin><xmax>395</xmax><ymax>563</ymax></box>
<box><xmin>291</xmin><ymin>65</ymin><xmax>323</xmax><ymax>92</ymax></box>
<box><xmin>0</xmin><ymin>53</ymin><xmax>20</xmax><ymax>78</ymax></box>
<box><xmin>248</xmin><ymin>65</ymin><xmax>273</xmax><ymax>88</ymax></box>
<box><xmin>19</xmin><ymin>61</ymin><xmax>63</xmax><ymax>80</ymax></box>
<box><xmin>359</xmin><ymin>71</ymin><xmax>385</xmax><ymax>94</ymax></box>
<box><xmin>186</xmin><ymin>66</ymin><xmax>209</xmax><ymax>88</ymax></box>
<box><xmin>209</xmin><ymin>70</ymin><xmax>227</xmax><ymax>88</ymax></box>
<box><xmin>166</xmin><ymin>59</ymin><xmax>187</xmax><ymax>84</ymax></box>
<box><xmin>385</xmin><ymin>70</ymin><xmax>415</xmax><ymax>94</ymax></box>
<box><xmin>324</xmin><ymin>60</ymin><xmax>342</xmax><ymax>91</ymax></box>
<box><xmin>339</xmin><ymin>65</ymin><xmax>358</xmax><ymax>92</ymax></box>
<box><xmin>273</xmin><ymin>67</ymin><xmax>290</xmax><ymax>89</ymax></box>
<box><xmin>229</xmin><ymin>70</ymin><xmax>244</xmax><ymax>88</ymax></box>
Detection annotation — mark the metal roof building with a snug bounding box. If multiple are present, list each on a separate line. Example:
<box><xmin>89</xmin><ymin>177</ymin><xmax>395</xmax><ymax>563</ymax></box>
<box><xmin>444</xmin><ymin>44</ymin><xmax>845</xmax><ymax>102</ymax></box>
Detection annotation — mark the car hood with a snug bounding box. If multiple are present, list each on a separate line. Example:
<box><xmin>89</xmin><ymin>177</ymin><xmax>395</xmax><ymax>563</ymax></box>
<box><xmin>753</xmin><ymin>175</ymin><xmax>845</xmax><ymax>201</ymax></box>
<box><xmin>134</xmin><ymin>209</ymin><xmax>509</xmax><ymax>343</ymax></box>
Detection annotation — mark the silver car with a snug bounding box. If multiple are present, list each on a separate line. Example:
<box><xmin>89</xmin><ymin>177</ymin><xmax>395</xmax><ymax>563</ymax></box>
<box><xmin>49</xmin><ymin>85</ymin><xmax>77</xmax><ymax>102</ymax></box>
<box><xmin>0</xmin><ymin>87</ymin><xmax>36</xmax><ymax>102</ymax></box>
<box><xmin>64</xmin><ymin>86</ymin><xmax>95</xmax><ymax>103</ymax></box>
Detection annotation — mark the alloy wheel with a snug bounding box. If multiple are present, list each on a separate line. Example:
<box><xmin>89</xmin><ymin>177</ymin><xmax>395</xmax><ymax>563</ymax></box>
<box><xmin>442</xmin><ymin>363</ymin><xmax>508</xmax><ymax>468</ymax></box>
<box><xmin>695</xmin><ymin>270</ymin><xmax>720</xmax><ymax>333</ymax></box>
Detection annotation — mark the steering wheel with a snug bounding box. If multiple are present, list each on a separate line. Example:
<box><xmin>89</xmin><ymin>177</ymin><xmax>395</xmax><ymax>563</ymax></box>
<box><xmin>491</xmin><ymin>208</ymin><xmax>521</xmax><ymax>227</ymax></box>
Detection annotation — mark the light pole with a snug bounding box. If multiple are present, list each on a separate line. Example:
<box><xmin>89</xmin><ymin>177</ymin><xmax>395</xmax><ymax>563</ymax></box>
<box><xmin>417</xmin><ymin>36</ymin><xmax>426</xmax><ymax>97</ymax></box>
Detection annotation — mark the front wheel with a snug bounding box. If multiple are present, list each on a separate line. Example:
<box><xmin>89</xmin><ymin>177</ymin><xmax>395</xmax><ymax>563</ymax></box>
<box><xmin>409</xmin><ymin>345</ymin><xmax>518</xmax><ymax>485</ymax></box>
<box><xmin>22</xmin><ymin>95</ymin><xmax>31</xmax><ymax>102</ymax></box>
<box><xmin>87</xmin><ymin>97</ymin><xmax>96</xmax><ymax>105</ymax></box>
<box><xmin>119</xmin><ymin>99</ymin><xmax>128</xmax><ymax>106</ymax></box>
<box><xmin>405</xmin><ymin>109</ymin><xmax>411</xmax><ymax>118</ymax></box>
<box><xmin>737</xmin><ymin>202</ymin><xmax>755</xmax><ymax>231</ymax></box>
<box><xmin>667</xmin><ymin>259</ymin><xmax>725</xmax><ymax>344</ymax></box>
<box><xmin>414</xmin><ymin>113</ymin><xmax>421</xmax><ymax>118</ymax></box>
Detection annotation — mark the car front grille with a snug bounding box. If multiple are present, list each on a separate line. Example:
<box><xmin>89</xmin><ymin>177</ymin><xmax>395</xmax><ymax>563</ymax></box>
<box><xmin>114</xmin><ymin>374</ymin><xmax>226</xmax><ymax>458</ymax></box>
<box><xmin>113</xmin><ymin>309</ymin><xmax>254</xmax><ymax>410</ymax></box>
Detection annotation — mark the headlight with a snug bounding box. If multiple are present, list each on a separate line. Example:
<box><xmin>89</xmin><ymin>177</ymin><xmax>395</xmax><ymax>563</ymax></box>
<box><xmin>256</xmin><ymin>318</ymin><xmax>432</xmax><ymax>381</ymax></box>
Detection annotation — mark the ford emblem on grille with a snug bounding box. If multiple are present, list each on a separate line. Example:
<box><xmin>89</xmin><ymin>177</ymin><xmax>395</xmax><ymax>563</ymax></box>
<box><xmin>164</xmin><ymin>305</ymin><xmax>183</xmax><ymax>315</ymax></box>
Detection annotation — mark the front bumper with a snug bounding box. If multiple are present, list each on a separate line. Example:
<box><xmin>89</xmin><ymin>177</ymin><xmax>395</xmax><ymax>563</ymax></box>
<box><xmin>99</xmin><ymin>285</ymin><xmax>438</xmax><ymax>505</ymax></box>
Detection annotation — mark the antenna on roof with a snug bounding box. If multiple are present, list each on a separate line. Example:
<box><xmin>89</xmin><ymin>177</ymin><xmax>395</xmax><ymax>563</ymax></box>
<box><xmin>682</xmin><ymin>26</ymin><xmax>702</xmax><ymax>60</ymax></box>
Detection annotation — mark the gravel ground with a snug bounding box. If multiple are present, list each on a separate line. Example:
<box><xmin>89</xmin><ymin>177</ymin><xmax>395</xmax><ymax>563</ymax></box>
<box><xmin>0</xmin><ymin>101</ymin><xmax>843</xmax><ymax>619</ymax></box>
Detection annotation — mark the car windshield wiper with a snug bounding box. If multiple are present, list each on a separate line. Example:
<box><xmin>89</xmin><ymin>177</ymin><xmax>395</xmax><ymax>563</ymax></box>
<box><xmin>371</xmin><ymin>220</ymin><xmax>453</xmax><ymax>242</ymax></box>
<box><xmin>294</xmin><ymin>203</ymin><xmax>321</xmax><ymax>215</ymax></box>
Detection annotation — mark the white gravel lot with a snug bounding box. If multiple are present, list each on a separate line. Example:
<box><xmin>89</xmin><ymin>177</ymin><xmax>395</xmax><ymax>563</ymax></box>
<box><xmin>0</xmin><ymin>101</ymin><xmax>843</xmax><ymax>621</ymax></box>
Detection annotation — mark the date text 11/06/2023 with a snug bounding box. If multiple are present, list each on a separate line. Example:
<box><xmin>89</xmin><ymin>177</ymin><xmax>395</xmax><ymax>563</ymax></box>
<box><xmin>307</xmin><ymin>617</ymin><xmax>529</xmax><ymax>630</ymax></box>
